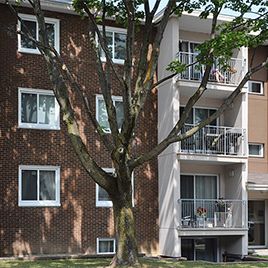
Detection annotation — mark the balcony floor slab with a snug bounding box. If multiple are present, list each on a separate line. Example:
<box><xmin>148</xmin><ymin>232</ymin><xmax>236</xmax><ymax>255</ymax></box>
<box><xmin>178</xmin><ymin>153</ymin><xmax>247</xmax><ymax>165</ymax></box>
<box><xmin>177</xmin><ymin>228</ymin><xmax>248</xmax><ymax>237</ymax></box>
<box><xmin>176</xmin><ymin>79</ymin><xmax>247</xmax><ymax>100</ymax></box>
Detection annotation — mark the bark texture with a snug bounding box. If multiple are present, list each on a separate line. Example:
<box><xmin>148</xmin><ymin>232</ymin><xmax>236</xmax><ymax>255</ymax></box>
<box><xmin>111</xmin><ymin>196</ymin><xmax>139</xmax><ymax>267</ymax></box>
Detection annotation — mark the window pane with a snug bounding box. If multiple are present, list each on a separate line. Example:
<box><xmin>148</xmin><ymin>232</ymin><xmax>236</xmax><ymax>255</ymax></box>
<box><xmin>21</xmin><ymin>20</ymin><xmax>37</xmax><ymax>49</ymax></box>
<box><xmin>21</xmin><ymin>93</ymin><xmax>37</xmax><ymax>123</ymax></box>
<box><xmin>179</xmin><ymin>41</ymin><xmax>189</xmax><ymax>52</ymax></box>
<box><xmin>209</xmin><ymin>109</ymin><xmax>217</xmax><ymax>126</ymax></box>
<box><xmin>98</xmin><ymin>99</ymin><xmax>110</xmax><ymax>132</ymax></box>
<box><xmin>249</xmin><ymin>144</ymin><xmax>262</xmax><ymax>156</ymax></box>
<box><xmin>39</xmin><ymin>95</ymin><xmax>55</xmax><ymax>125</ymax></box>
<box><xmin>114</xmin><ymin>33</ymin><xmax>126</xmax><ymax>60</ymax></box>
<box><xmin>45</xmin><ymin>23</ymin><xmax>55</xmax><ymax>47</ymax></box>
<box><xmin>180</xmin><ymin>107</ymin><xmax>193</xmax><ymax>124</ymax></box>
<box><xmin>250</xmin><ymin>82</ymin><xmax>261</xmax><ymax>93</ymax></box>
<box><xmin>195</xmin><ymin>176</ymin><xmax>217</xmax><ymax>199</ymax></box>
<box><xmin>195</xmin><ymin>108</ymin><xmax>208</xmax><ymax>124</ymax></box>
<box><xmin>190</xmin><ymin>43</ymin><xmax>199</xmax><ymax>53</ymax></box>
<box><xmin>40</xmin><ymin>171</ymin><xmax>56</xmax><ymax>201</ymax></box>
<box><xmin>181</xmin><ymin>175</ymin><xmax>194</xmax><ymax>199</ymax></box>
<box><xmin>115</xmin><ymin>101</ymin><xmax>124</xmax><ymax>129</ymax></box>
<box><xmin>99</xmin><ymin>240</ymin><xmax>114</xmax><ymax>253</ymax></box>
<box><xmin>98</xmin><ymin>187</ymin><xmax>110</xmax><ymax>202</ymax></box>
<box><xmin>181</xmin><ymin>239</ymin><xmax>194</xmax><ymax>260</ymax></box>
<box><xmin>22</xmin><ymin>170</ymin><xmax>37</xmax><ymax>200</ymax></box>
<box><xmin>195</xmin><ymin>239</ymin><xmax>217</xmax><ymax>262</ymax></box>
<box><xmin>248</xmin><ymin>201</ymin><xmax>265</xmax><ymax>246</ymax></box>
<box><xmin>100</xmin><ymin>31</ymin><xmax>113</xmax><ymax>59</ymax></box>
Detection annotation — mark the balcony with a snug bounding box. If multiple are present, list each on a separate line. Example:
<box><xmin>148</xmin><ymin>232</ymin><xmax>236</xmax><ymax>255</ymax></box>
<box><xmin>178</xmin><ymin>199</ymin><xmax>247</xmax><ymax>230</ymax></box>
<box><xmin>180</xmin><ymin>124</ymin><xmax>246</xmax><ymax>157</ymax></box>
<box><xmin>178</xmin><ymin>52</ymin><xmax>244</xmax><ymax>85</ymax></box>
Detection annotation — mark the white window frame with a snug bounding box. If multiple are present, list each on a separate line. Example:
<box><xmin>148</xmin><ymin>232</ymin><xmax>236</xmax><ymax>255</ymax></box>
<box><xmin>18</xmin><ymin>87</ymin><xmax>60</xmax><ymax>130</ymax></box>
<box><xmin>249</xmin><ymin>143</ymin><xmax>264</xmax><ymax>157</ymax></box>
<box><xmin>248</xmin><ymin>81</ymin><xmax>264</xmax><ymax>95</ymax></box>
<box><xmin>18</xmin><ymin>13</ymin><xmax>60</xmax><ymax>54</ymax></box>
<box><xmin>98</xmin><ymin>26</ymin><xmax>127</xmax><ymax>64</ymax></box>
<box><xmin>18</xmin><ymin>165</ymin><xmax>60</xmax><ymax>207</ymax></box>
<box><xmin>96</xmin><ymin>238</ymin><xmax>116</xmax><ymax>254</ymax></box>
<box><xmin>96</xmin><ymin>168</ymin><xmax>134</xmax><ymax>207</ymax></box>
<box><xmin>95</xmin><ymin>94</ymin><xmax>123</xmax><ymax>133</ymax></box>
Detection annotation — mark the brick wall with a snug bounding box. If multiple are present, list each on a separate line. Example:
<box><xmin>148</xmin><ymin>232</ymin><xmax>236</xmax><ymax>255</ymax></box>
<box><xmin>0</xmin><ymin>4</ymin><xmax>159</xmax><ymax>257</ymax></box>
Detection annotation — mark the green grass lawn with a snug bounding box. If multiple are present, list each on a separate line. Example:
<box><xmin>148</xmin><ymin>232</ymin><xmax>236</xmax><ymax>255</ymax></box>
<box><xmin>0</xmin><ymin>258</ymin><xmax>268</xmax><ymax>268</ymax></box>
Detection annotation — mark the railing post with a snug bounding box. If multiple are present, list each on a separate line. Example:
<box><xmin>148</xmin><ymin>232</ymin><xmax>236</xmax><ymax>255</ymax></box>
<box><xmin>242</xmin><ymin>129</ymin><xmax>246</xmax><ymax>156</ymax></box>
<box><xmin>202</xmin><ymin>128</ymin><xmax>205</xmax><ymax>153</ymax></box>
<box><xmin>224</xmin><ymin>127</ymin><xmax>227</xmax><ymax>155</ymax></box>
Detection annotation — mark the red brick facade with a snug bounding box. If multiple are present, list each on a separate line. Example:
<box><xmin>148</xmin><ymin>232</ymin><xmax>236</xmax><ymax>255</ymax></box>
<box><xmin>0</xmin><ymin>4</ymin><xmax>158</xmax><ymax>257</ymax></box>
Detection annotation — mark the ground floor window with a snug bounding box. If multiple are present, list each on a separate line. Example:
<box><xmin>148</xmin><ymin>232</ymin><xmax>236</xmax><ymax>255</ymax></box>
<box><xmin>97</xmin><ymin>238</ymin><xmax>116</xmax><ymax>254</ymax></box>
<box><xmin>181</xmin><ymin>238</ymin><xmax>217</xmax><ymax>261</ymax></box>
<box><xmin>248</xmin><ymin>200</ymin><xmax>265</xmax><ymax>246</ymax></box>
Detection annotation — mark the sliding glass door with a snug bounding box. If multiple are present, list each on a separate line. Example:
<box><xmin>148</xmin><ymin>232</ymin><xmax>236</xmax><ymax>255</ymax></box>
<box><xmin>248</xmin><ymin>200</ymin><xmax>265</xmax><ymax>247</ymax></box>
<box><xmin>182</xmin><ymin>238</ymin><xmax>217</xmax><ymax>261</ymax></box>
<box><xmin>181</xmin><ymin>175</ymin><xmax>218</xmax><ymax>220</ymax></box>
<box><xmin>181</xmin><ymin>175</ymin><xmax>217</xmax><ymax>200</ymax></box>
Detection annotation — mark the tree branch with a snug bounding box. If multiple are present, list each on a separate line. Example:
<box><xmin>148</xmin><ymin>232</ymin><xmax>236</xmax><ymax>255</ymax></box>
<box><xmin>120</xmin><ymin>0</ymin><xmax>135</xmax><ymax>144</ymax></box>
<box><xmin>82</xmin><ymin>3</ymin><xmax>121</xmax><ymax>141</ymax></box>
<box><xmin>7</xmin><ymin>0</ymin><xmax>114</xmax><ymax>153</ymax></box>
<box><xmin>151</xmin><ymin>60</ymin><xmax>199</xmax><ymax>89</ymax></box>
<box><xmin>130</xmin><ymin>56</ymin><xmax>268</xmax><ymax>169</ymax></box>
<box><xmin>25</xmin><ymin>0</ymin><xmax>115</xmax><ymax>191</ymax></box>
<box><xmin>121</xmin><ymin>0</ymin><xmax>176</xmax><ymax>147</ymax></box>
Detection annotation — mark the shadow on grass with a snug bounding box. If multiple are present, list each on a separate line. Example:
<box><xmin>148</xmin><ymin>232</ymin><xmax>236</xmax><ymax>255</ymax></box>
<box><xmin>1</xmin><ymin>258</ymin><xmax>268</xmax><ymax>268</ymax></box>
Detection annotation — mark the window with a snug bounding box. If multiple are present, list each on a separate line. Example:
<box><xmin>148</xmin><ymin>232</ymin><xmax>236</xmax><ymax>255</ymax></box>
<box><xmin>96</xmin><ymin>95</ymin><xmax>124</xmax><ymax>133</ymax></box>
<box><xmin>249</xmin><ymin>143</ymin><xmax>264</xmax><ymax>157</ymax></box>
<box><xmin>180</xmin><ymin>106</ymin><xmax>218</xmax><ymax>126</ymax></box>
<box><xmin>248</xmin><ymin>200</ymin><xmax>265</xmax><ymax>246</ymax></box>
<box><xmin>19</xmin><ymin>165</ymin><xmax>60</xmax><ymax>207</ymax></box>
<box><xmin>181</xmin><ymin>175</ymin><xmax>218</xmax><ymax>200</ymax></box>
<box><xmin>181</xmin><ymin>238</ymin><xmax>217</xmax><ymax>261</ymax></box>
<box><xmin>248</xmin><ymin>81</ymin><xmax>263</xmax><ymax>95</ymax></box>
<box><xmin>179</xmin><ymin>41</ymin><xmax>201</xmax><ymax>80</ymax></box>
<box><xmin>18</xmin><ymin>88</ymin><xmax>60</xmax><ymax>130</ymax></box>
<box><xmin>181</xmin><ymin>174</ymin><xmax>218</xmax><ymax>223</ymax></box>
<box><xmin>18</xmin><ymin>14</ymin><xmax>60</xmax><ymax>54</ymax></box>
<box><xmin>97</xmin><ymin>238</ymin><xmax>116</xmax><ymax>254</ymax></box>
<box><xmin>96</xmin><ymin>168</ymin><xmax>134</xmax><ymax>207</ymax></box>
<box><xmin>99</xmin><ymin>27</ymin><xmax>126</xmax><ymax>64</ymax></box>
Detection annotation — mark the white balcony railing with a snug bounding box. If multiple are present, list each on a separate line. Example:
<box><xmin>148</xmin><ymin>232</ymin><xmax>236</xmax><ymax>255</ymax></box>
<box><xmin>178</xmin><ymin>52</ymin><xmax>244</xmax><ymax>85</ymax></box>
<box><xmin>178</xmin><ymin>199</ymin><xmax>247</xmax><ymax>229</ymax></box>
<box><xmin>180</xmin><ymin>124</ymin><xmax>246</xmax><ymax>156</ymax></box>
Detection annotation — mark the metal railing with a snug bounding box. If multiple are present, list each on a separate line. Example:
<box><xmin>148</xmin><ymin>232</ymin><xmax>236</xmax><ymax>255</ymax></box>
<box><xmin>177</xmin><ymin>199</ymin><xmax>247</xmax><ymax>229</ymax></box>
<box><xmin>180</xmin><ymin>124</ymin><xmax>246</xmax><ymax>156</ymax></box>
<box><xmin>178</xmin><ymin>52</ymin><xmax>244</xmax><ymax>85</ymax></box>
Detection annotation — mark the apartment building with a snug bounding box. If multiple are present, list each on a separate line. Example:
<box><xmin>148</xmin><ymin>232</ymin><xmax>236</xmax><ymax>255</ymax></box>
<box><xmin>247</xmin><ymin>46</ymin><xmax>268</xmax><ymax>251</ymax></box>
<box><xmin>1</xmin><ymin>0</ymin><xmax>268</xmax><ymax>261</ymax></box>
<box><xmin>158</xmin><ymin>12</ymin><xmax>250</xmax><ymax>262</ymax></box>
<box><xmin>0</xmin><ymin>2</ymin><xmax>159</xmax><ymax>257</ymax></box>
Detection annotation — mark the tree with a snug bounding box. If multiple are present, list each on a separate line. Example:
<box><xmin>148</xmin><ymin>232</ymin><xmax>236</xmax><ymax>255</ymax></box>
<box><xmin>6</xmin><ymin>0</ymin><xmax>268</xmax><ymax>266</ymax></box>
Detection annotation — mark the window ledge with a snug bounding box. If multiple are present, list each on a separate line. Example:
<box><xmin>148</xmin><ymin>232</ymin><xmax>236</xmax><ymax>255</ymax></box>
<box><xmin>96</xmin><ymin>201</ymin><xmax>113</xmax><ymax>208</ymax></box>
<box><xmin>19</xmin><ymin>201</ymin><xmax>61</xmax><ymax>207</ymax></box>
<box><xmin>18</xmin><ymin>48</ymin><xmax>41</xmax><ymax>55</ymax></box>
<box><xmin>18</xmin><ymin>124</ymin><xmax>60</xmax><ymax>131</ymax></box>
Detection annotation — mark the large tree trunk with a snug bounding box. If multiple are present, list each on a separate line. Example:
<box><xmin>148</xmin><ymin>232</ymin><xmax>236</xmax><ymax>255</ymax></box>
<box><xmin>111</xmin><ymin>194</ymin><xmax>139</xmax><ymax>267</ymax></box>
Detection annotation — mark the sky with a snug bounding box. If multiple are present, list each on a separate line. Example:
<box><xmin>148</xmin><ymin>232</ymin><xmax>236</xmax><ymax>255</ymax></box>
<box><xmin>149</xmin><ymin>0</ymin><xmax>261</xmax><ymax>18</ymax></box>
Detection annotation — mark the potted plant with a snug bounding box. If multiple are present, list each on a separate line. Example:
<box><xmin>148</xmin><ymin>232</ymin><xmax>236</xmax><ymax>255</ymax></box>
<box><xmin>216</xmin><ymin>198</ymin><xmax>231</xmax><ymax>212</ymax></box>
<box><xmin>196</xmin><ymin>207</ymin><xmax>207</xmax><ymax>217</ymax></box>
